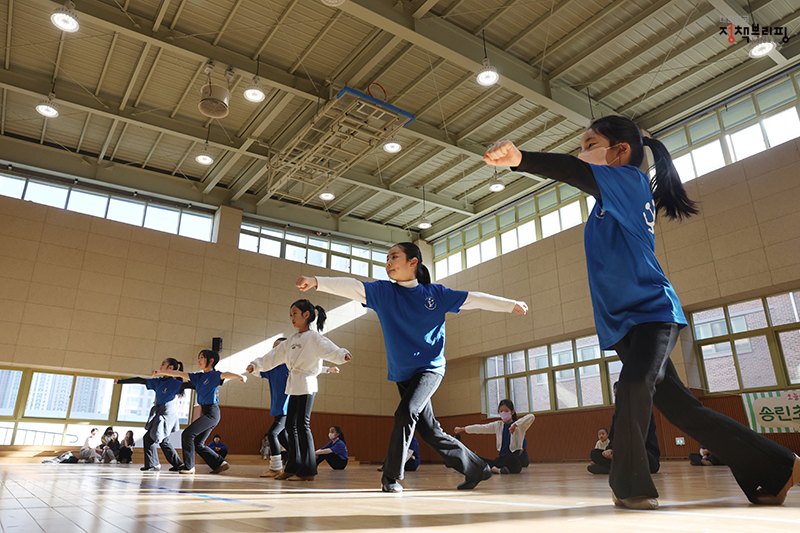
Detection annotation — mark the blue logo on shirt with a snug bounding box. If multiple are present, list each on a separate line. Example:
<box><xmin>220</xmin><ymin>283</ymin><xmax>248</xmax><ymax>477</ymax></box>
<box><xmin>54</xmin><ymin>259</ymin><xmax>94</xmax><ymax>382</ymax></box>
<box><xmin>425</xmin><ymin>296</ymin><xmax>436</xmax><ymax>310</ymax></box>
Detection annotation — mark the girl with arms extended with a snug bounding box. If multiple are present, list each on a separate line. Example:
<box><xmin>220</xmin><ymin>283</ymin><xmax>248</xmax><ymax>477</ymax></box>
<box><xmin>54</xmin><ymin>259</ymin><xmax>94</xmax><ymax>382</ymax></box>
<box><xmin>115</xmin><ymin>357</ymin><xmax>190</xmax><ymax>472</ymax></box>
<box><xmin>246</xmin><ymin>300</ymin><xmax>351</xmax><ymax>481</ymax></box>
<box><xmin>484</xmin><ymin>115</ymin><xmax>799</xmax><ymax>509</ymax></box>
<box><xmin>296</xmin><ymin>242</ymin><xmax>527</xmax><ymax>492</ymax></box>
<box><xmin>154</xmin><ymin>350</ymin><xmax>245</xmax><ymax>474</ymax></box>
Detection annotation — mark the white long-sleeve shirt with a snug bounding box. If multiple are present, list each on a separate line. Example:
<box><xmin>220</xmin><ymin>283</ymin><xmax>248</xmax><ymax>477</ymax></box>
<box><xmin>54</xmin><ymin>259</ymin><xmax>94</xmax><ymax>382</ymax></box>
<box><xmin>464</xmin><ymin>414</ymin><xmax>536</xmax><ymax>454</ymax></box>
<box><xmin>82</xmin><ymin>435</ymin><xmax>100</xmax><ymax>451</ymax></box>
<box><xmin>595</xmin><ymin>439</ymin><xmax>610</xmax><ymax>450</ymax></box>
<box><xmin>315</xmin><ymin>277</ymin><xmax>518</xmax><ymax>313</ymax></box>
<box><xmin>250</xmin><ymin>330</ymin><xmax>350</xmax><ymax>395</ymax></box>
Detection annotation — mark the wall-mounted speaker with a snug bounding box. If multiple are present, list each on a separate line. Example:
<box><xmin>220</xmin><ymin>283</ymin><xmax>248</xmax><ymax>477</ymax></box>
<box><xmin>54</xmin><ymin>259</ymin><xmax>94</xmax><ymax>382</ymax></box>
<box><xmin>212</xmin><ymin>337</ymin><xmax>223</xmax><ymax>352</ymax></box>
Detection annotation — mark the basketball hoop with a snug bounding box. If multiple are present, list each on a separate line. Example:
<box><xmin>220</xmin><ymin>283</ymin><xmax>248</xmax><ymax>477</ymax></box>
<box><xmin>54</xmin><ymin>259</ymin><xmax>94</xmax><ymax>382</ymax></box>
<box><xmin>367</xmin><ymin>82</ymin><xmax>387</xmax><ymax>102</ymax></box>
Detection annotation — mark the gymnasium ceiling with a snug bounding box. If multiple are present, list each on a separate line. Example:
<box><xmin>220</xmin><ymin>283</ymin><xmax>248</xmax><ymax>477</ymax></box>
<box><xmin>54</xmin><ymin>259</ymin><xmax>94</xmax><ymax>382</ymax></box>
<box><xmin>1</xmin><ymin>0</ymin><xmax>799</xmax><ymax>244</ymax></box>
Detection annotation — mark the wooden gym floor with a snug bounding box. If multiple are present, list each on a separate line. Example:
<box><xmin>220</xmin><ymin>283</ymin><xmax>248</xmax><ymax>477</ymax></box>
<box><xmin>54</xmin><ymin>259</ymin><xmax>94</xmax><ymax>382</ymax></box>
<box><xmin>0</xmin><ymin>461</ymin><xmax>798</xmax><ymax>532</ymax></box>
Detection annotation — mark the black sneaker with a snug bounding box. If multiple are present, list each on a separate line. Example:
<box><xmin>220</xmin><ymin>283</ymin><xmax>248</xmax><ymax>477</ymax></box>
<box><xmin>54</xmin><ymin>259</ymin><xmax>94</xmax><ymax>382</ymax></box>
<box><xmin>587</xmin><ymin>464</ymin><xmax>609</xmax><ymax>475</ymax></box>
<box><xmin>169</xmin><ymin>464</ymin><xmax>185</xmax><ymax>472</ymax></box>
<box><xmin>457</xmin><ymin>464</ymin><xmax>491</xmax><ymax>490</ymax></box>
<box><xmin>140</xmin><ymin>465</ymin><xmax>161</xmax><ymax>471</ymax></box>
<box><xmin>381</xmin><ymin>475</ymin><xmax>403</xmax><ymax>493</ymax></box>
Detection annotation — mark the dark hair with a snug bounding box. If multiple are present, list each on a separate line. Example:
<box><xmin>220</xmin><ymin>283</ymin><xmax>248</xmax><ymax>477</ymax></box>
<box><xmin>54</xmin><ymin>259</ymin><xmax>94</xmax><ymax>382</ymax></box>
<box><xmin>393</xmin><ymin>242</ymin><xmax>431</xmax><ymax>285</ymax></box>
<box><xmin>124</xmin><ymin>430</ymin><xmax>134</xmax><ymax>445</ymax></box>
<box><xmin>498</xmin><ymin>399</ymin><xmax>518</xmax><ymax>422</ymax></box>
<box><xmin>291</xmin><ymin>299</ymin><xmax>327</xmax><ymax>332</ymax></box>
<box><xmin>199</xmin><ymin>349</ymin><xmax>220</xmax><ymax>369</ymax></box>
<box><xmin>165</xmin><ymin>357</ymin><xmax>186</xmax><ymax>398</ymax></box>
<box><xmin>104</xmin><ymin>426</ymin><xmax>113</xmax><ymax>434</ymax></box>
<box><xmin>588</xmin><ymin>115</ymin><xmax>698</xmax><ymax>221</ymax></box>
<box><xmin>599</xmin><ymin>427</ymin><xmax>609</xmax><ymax>433</ymax></box>
<box><xmin>213</xmin><ymin>434</ymin><xmax>221</xmax><ymax>440</ymax></box>
<box><xmin>331</xmin><ymin>425</ymin><xmax>345</xmax><ymax>444</ymax></box>
<box><xmin>277</xmin><ymin>337</ymin><xmax>288</xmax><ymax>342</ymax></box>
<box><xmin>91</xmin><ymin>427</ymin><xmax>98</xmax><ymax>433</ymax></box>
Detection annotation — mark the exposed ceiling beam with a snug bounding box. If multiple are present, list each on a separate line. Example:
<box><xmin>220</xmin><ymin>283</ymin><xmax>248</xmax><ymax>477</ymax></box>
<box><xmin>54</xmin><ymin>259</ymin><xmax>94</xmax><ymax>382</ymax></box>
<box><xmin>169</xmin><ymin>0</ymin><xmax>188</xmax><ymax>29</ymax></box>
<box><xmin>339</xmin><ymin>190</ymin><xmax>381</xmax><ymax>217</ymax></box>
<box><xmin>75</xmin><ymin>113</ymin><xmax>91</xmax><ymax>153</ymax></box>
<box><xmin>152</xmin><ymin>0</ymin><xmax>171</xmax><ymax>32</ymax></box>
<box><xmin>388</xmin><ymin>147</ymin><xmax>446</xmax><ymax>185</ymax></box>
<box><xmin>413</xmin><ymin>71</ymin><xmax>472</xmax><ymax>118</ymax></box>
<box><xmin>501</xmin><ymin>0</ymin><xmax>573</xmax><ymax>53</ymax></box>
<box><xmin>473</xmin><ymin>0</ymin><xmax>522</xmax><ymax>36</ymax></box>
<box><xmin>480</xmin><ymin>107</ymin><xmax>548</xmax><ymax>144</ymax></box>
<box><xmin>574</xmin><ymin>5</ymin><xmax>714</xmax><ymax>94</ymax></box>
<box><xmin>212</xmin><ymin>0</ymin><xmax>245</xmax><ymax>46</ymax></box>
<box><xmin>455</xmin><ymin>95</ymin><xmax>523</xmax><ymax>142</ymax></box>
<box><xmin>171</xmin><ymin>141</ymin><xmax>195</xmax><ymax>175</ymax></box>
<box><xmin>133</xmin><ymin>48</ymin><xmax>163</xmax><ymax>108</ymax></box>
<box><xmin>340</xmin><ymin>32</ymin><xmax>404</xmax><ymax>88</ymax></box>
<box><xmin>52</xmin><ymin>32</ymin><xmax>66</xmax><ymax>83</ymax></box>
<box><xmin>289</xmin><ymin>11</ymin><xmax>345</xmax><ymax>75</ymax></box>
<box><xmin>29</xmin><ymin>0</ymin><xmax>321</xmax><ymax>102</ymax></box>
<box><xmin>39</xmin><ymin>117</ymin><xmax>47</xmax><ymax>144</ymax></box>
<box><xmin>169</xmin><ymin>60</ymin><xmax>204</xmax><ymax>118</ymax></box>
<box><xmin>229</xmin><ymin>160</ymin><xmax>269</xmax><ymax>201</ymax></box>
<box><xmin>108</xmin><ymin>121</ymin><xmax>128</xmax><ymax>161</ymax></box>
<box><xmin>201</xmin><ymin>91</ymin><xmax>294</xmax><ymax>194</ymax></box>
<box><xmin>412</xmin><ymin>0</ymin><xmax>440</xmax><ymax>19</ymax></box>
<box><xmin>95</xmin><ymin>32</ymin><xmax>119</xmax><ymax>96</ymax></box>
<box><xmin>414</xmin><ymin>153</ymin><xmax>470</xmax><ymax>189</ymax></box>
<box><xmin>98</xmin><ymin>119</ymin><xmax>119</xmax><ymax>161</ymax></box>
<box><xmin>638</xmin><ymin>35</ymin><xmax>800</xmax><ymax>132</ymax></box>
<box><xmin>547</xmin><ymin>0</ymin><xmax>675</xmax><ymax>80</ymax></box>
<box><xmin>371</xmin><ymin>138</ymin><xmax>425</xmax><ymax>176</ymax></box>
<box><xmin>361</xmin><ymin>42</ymin><xmax>415</xmax><ymax>91</ymax></box>
<box><xmin>432</xmin><ymin>158</ymin><xmax>478</xmax><ymax>194</ymax></box>
<box><xmin>441</xmin><ymin>0</ymin><xmax>468</xmax><ymax>19</ymax></box>
<box><xmin>141</xmin><ymin>131</ymin><xmax>164</xmax><ymax>168</ymax></box>
<box><xmin>527</xmin><ymin>0</ymin><xmax>632</xmax><ymax>68</ymax></box>
<box><xmin>337</xmin><ymin>0</ymin><xmax>616</xmax><ymax>125</ymax></box>
<box><xmin>251</xmin><ymin>0</ymin><xmax>300</xmax><ymax>60</ymax></box>
<box><xmin>326</xmin><ymin>185</ymin><xmax>360</xmax><ymax>209</ymax></box>
<box><xmin>362</xmin><ymin>195</ymin><xmax>403</xmax><ymax>220</ymax></box>
<box><xmin>4</xmin><ymin>0</ymin><xmax>12</xmax><ymax>70</ymax></box>
<box><xmin>120</xmin><ymin>43</ymin><xmax>152</xmax><ymax>112</ymax></box>
<box><xmin>327</xmin><ymin>27</ymin><xmax>381</xmax><ymax>83</ymax></box>
<box><xmin>439</xmin><ymin>86</ymin><xmax>501</xmax><ymax>129</ymax></box>
<box><xmin>389</xmin><ymin>57</ymin><xmax>446</xmax><ymax>105</ymax></box>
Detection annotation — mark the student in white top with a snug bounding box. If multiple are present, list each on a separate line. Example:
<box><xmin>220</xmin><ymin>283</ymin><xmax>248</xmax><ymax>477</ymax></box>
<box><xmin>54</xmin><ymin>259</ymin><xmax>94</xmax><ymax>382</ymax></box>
<box><xmin>455</xmin><ymin>399</ymin><xmax>534</xmax><ymax>474</ymax></box>
<box><xmin>595</xmin><ymin>428</ymin><xmax>610</xmax><ymax>451</ymax></box>
<box><xmin>246</xmin><ymin>299</ymin><xmax>351</xmax><ymax>481</ymax></box>
<box><xmin>296</xmin><ymin>242</ymin><xmax>527</xmax><ymax>492</ymax></box>
<box><xmin>80</xmin><ymin>428</ymin><xmax>101</xmax><ymax>463</ymax></box>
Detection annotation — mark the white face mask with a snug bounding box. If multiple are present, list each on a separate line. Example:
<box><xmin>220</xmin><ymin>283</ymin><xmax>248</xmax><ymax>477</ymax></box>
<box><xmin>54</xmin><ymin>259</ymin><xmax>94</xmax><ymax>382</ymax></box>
<box><xmin>578</xmin><ymin>145</ymin><xmax>620</xmax><ymax>166</ymax></box>
<box><xmin>329</xmin><ymin>433</ymin><xmax>337</xmax><ymax>440</ymax></box>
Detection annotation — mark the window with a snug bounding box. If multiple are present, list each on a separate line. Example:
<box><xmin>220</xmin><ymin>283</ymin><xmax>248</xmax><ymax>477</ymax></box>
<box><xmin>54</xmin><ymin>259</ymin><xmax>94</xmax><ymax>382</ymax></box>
<box><xmin>178</xmin><ymin>212</ymin><xmax>213</xmax><ymax>241</ymax></box>
<box><xmin>480</xmin><ymin>237</ymin><xmax>497</xmax><ymax>262</ymax></box>
<box><xmin>285</xmin><ymin>244</ymin><xmax>307</xmax><ymax>263</ymax></box>
<box><xmin>307</xmin><ymin>249</ymin><xmax>327</xmax><ymax>268</ymax></box>
<box><xmin>117</xmin><ymin>384</ymin><xmax>192</xmax><ymax>425</ymax></box>
<box><xmin>0</xmin><ymin>175</ymin><xmax>25</xmax><ymax>198</ymax></box>
<box><xmin>331</xmin><ymin>255</ymin><xmax>350</xmax><ymax>273</ymax></box>
<box><xmin>14</xmin><ymin>422</ymin><xmax>65</xmax><ymax>445</ymax></box>
<box><xmin>756</xmin><ymin>79</ymin><xmax>796</xmax><ymax>113</ymax></box>
<box><xmin>25</xmin><ymin>181</ymin><xmax>68</xmax><ymax>208</ymax></box>
<box><xmin>500</xmin><ymin>230</ymin><xmax>518</xmax><ymax>254</ymax></box>
<box><xmin>107</xmin><ymin>198</ymin><xmax>145</xmax><ymax>226</ymax></box>
<box><xmin>484</xmin><ymin>339</ymin><xmax>620</xmax><ymax>414</ymax></box>
<box><xmin>673</xmin><ymin>153</ymin><xmax>696</xmax><ymax>183</ymax></box>
<box><xmin>435</xmin><ymin>258</ymin><xmax>448</xmax><ymax>280</ymax></box>
<box><xmin>24</xmin><ymin>373</ymin><xmax>73</xmax><ymax>419</ymax></box>
<box><xmin>0</xmin><ymin>369</ymin><xmax>23</xmax><ymax>416</ymax></box>
<box><xmin>466</xmin><ymin>245</ymin><xmax>480</xmax><ymax>268</ymax></box>
<box><xmin>763</xmin><ymin>108</ymin><xmax>800</xmax><ymax>147</ymax></box>
<box><xmin>721</xmin><ymin>97</ymin><xmax>757</xmax><ymax>129</ymax></box>
<box><xmin>69</xmin><ymin>376</ymin><xmax>114</xmax><ymax>420</ymax></box>
<box><xmin>688</xmin><ymin>114</ymin><xmax>721</xmax><ymax>143</ymax></box>
<box><xmin>691</xmin><ymin>140</ymin><xmax>726</xmax><ymax>177</ymax></box>
<box><xmin>144</xmin><ymin>205</ymin><xmax>180</xmax><ymax>234</ymax></box>
<box><xmin>727</xmin><ymin>124</ymin><xmax>766</xmax><ymax>161</ymax></box>
<box><xmin>693</xmin><ymin>290</ymin><xmax>800</xmax><ymax>394</ymax></box>
<box><xmin>67</xmin><ymin>190</ymin><xmax>108</xmax><ymax>217</ymax></box>
<box><xmin>661</xmin><ymin>128</ymin><xmax>689</xmax><ymax>153</ymax></box>
<box><xmin>448</xmin><ymin>253</ymin><xmax>462</xmax><ymax>276</ymax></box>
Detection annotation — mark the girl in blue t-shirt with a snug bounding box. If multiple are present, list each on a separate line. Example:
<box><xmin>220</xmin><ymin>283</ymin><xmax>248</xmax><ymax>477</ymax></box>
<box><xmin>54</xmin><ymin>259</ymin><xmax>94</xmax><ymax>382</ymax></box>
<box><xmin>296</xmin><ymin>242</ymin><xmax>528</xmax><ymax>492</ymax></box>
<box><xmin>154</xmin><ymin>350</ymin><xmax>245</xmax><ymax>474</ymax></box>
<box><xmin>316</xmin><ymin>426</ymin><xmax>348</xmax><ymax>470</ymax></box>
<box><xmin>484</xmin><ymin>115</ymin><xmax>799</xmax><ymax>509</ymax></box>
<box><xmin>115</xmin><ymin>357</ymin><xmax>190</xmax><ymax>472</ymax></box>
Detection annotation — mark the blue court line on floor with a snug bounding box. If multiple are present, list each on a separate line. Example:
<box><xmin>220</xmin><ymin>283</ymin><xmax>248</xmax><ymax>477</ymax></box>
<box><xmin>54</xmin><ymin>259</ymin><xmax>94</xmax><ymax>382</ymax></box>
<box><xmin>93</xmin><ymin>477</ymin><xmax>274</xmax><ymax>510</ymax></box>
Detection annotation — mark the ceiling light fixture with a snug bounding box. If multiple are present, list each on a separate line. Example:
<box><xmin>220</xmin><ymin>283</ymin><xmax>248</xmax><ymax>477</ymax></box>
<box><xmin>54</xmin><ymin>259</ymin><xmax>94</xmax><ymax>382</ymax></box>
<box><xmin>36</xmin><ymin>92</ymin><xmax>59</xmax><ymax>118</ymax></box>
<box><xmin>489</xmin><ymin>169</ymin><xmax>505</xmax><ymax>192</ymax></box>
<box><xmin>196</xmin><ymin>127</ymin><xmax>214</xmax><ymax>165</ymax></box>
<box><xmin>746</xmin><ymin>0</ymin><xmax>775</xmax><ymax>59</ymax></box>
<box><xmin>476</xmin><ymin>30</ymin><xmax>499</xmax><ymax>87</ymax></box>
<box><xmin>383</xmin><ymin>135</ymin><xmax>402</xmax><ymax>153</ymax></box>
<box><xmin>319</xmin><ymin>187</ymin><xmax>335</xmax><ymax>201</ymax></box>
<box><xmin>244</xmin><ymin>56</ymin><xmax>266</xmax><ymax>102</ymax></box>
<box><xmin>51</xmin><ymin>1</ymin><xmax>80</xmax><ymax>33</ymax></box>
<box><xmin>418</xmin><ymin>187</ymin><xmax>431</xmax><ymax>229</ymax></box>
<box><xmin>320</xmin><ymin>0</ymin><xmax>346</xmax><ymax>6</ymax></box>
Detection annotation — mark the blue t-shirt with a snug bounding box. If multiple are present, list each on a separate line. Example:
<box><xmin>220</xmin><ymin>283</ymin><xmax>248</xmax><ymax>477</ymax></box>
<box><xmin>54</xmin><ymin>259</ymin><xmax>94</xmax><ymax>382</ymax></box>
<box><xmin>146</xmin><ymin>377</ymin><xmax>184</xmax><ymax>406</ymax></box>
<box><xmin>261</xmin><ymin>364</ymin><xmax>290</xmax><ymax>416</ymax></box>
<box><xmin>189</xmin><ymin>370</ymin><xmax>223</xmax><ymax>405</ymax></box>
<box><xmin>584</xmin><ymin>164</ymin><xmax>687</xmax><ymax>349</ymax></box>
<box><xmin>323</xmin><ymin>439</ymin><xmax>348</xmax><ymax>461</ymax></box>
<box><xmin>363</xmin><ymin>281</ymin><xmax>469</xmax><ymax>382</ymax></box>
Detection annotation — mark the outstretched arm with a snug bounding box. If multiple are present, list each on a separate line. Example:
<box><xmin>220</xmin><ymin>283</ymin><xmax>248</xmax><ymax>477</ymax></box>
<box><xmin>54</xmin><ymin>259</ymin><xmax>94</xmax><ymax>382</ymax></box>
<box><xmin>220</xmin><ymin>372</ymin><xmax>246</xmax><ymax>383</ymax></box>
<box><xmin>246</xmin><ymin>341</ymin><xmax>288</xmax><ymax>374</ymax></box>
<box><xmin>460</xmin><ymin>292</ymin><xmax>528</xmax><ymax>315</ymax></box>
<box><xmin>153</xmin><ymin>369</ymin><xmax>190</xmax><ymax>380</ymax></box>
<box><xmin>297</xmin><ymin>276</ymin><xmax>366</xmax><ymax>305</ymax></box>
<box><xmin>114</xmin><ymin>377</ymin><xmax>148</xmax><ymax>385</ymax></box>
<box><xmin>484</xmin><ymin>140</ymin><xmax>601</xmax><ymax>199</ymax></box>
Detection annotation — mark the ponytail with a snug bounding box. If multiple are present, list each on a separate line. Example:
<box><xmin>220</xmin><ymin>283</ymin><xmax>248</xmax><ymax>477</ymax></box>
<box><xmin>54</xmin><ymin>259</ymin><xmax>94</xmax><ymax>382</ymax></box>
<box><xmin>165</xmin><ymin>357</ymin><xmax>185</xmax><ymax>397</ymax></box>
<box><xmin>291</xmin><ymin>299</ymin><xmax>327</xmax><ymax>332</ymax></box>
<box><xmin>394</xmin><ymin>242</ymin><xmax>431</xmax><ymax>285</ymax></box>
<box><xmin>314</xmin><ymin>305</ymin><xmax>327</xmax><ymax>332</ymax></box>
<box><xmin>588</xmin><ymin>115</ymin><xmax>699</xmax><ymax>222</ymax></box>
<box><xmin>499</xmin><ymin>399</ymin><xmax>518</xmax><ymax>421</ymax></box>
<box><xmin>332</xmin><ymin>425</ymin><xmax>345</xmax><ymax>444</ymax></box>
<box><xmin>643</xmin><ymin>136</ymin><xmax>699</xmax><ymax>221</ymax></box>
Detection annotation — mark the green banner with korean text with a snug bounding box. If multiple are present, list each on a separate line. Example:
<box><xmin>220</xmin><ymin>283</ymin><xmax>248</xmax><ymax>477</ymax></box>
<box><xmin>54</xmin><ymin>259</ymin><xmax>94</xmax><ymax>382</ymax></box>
<box><xmin>742</xmin><ymin>390</ymin><xmax>800</xmax><ymax>433</ymax></box>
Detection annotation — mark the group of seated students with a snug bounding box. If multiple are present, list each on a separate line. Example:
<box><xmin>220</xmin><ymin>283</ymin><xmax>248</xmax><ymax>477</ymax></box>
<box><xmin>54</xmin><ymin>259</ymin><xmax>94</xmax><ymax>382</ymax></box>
<box><xmin>79</xmin><ymin>427</ymin><xmax>135</xmax><ymax>464</ymax></box>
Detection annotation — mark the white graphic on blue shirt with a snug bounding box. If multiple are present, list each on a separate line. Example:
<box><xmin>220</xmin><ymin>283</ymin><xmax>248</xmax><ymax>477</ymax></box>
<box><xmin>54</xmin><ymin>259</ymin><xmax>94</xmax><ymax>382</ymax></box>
<box><xmin>643</xmin><ymin>202</ymin><xmax>656</xmax><ymax>234</ymax></box>
<box><xmin>425</xmin><ymin>296</ymin><xmax>436</xmax><ymax>310</ymax></box>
